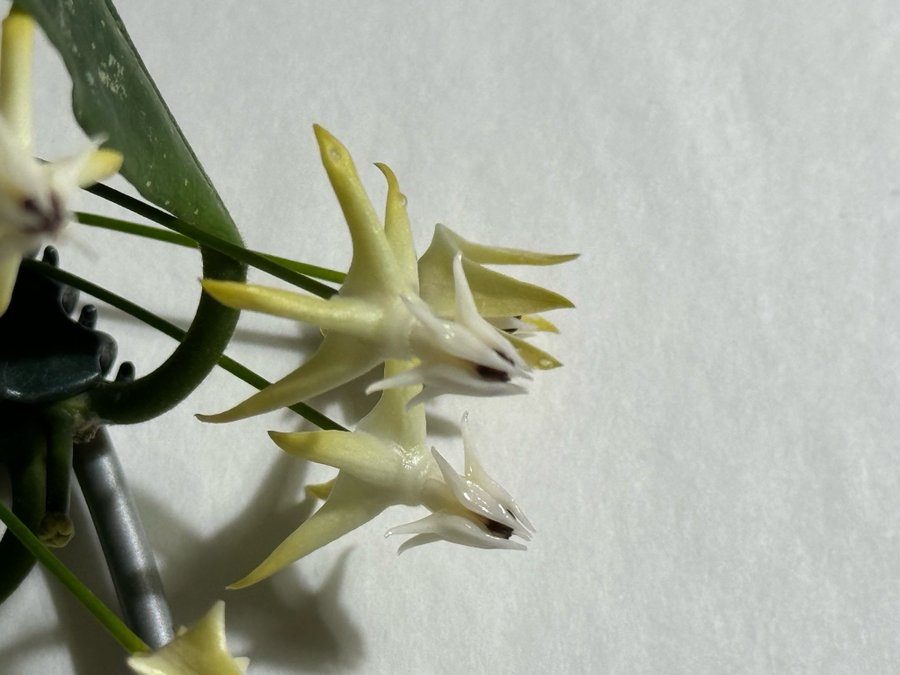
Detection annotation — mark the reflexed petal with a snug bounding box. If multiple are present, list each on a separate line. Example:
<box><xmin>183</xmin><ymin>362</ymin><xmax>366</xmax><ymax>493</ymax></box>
<box><xmin>126</xmin><ymin>601</ymin><xmax>248</xmax><ymax>675</ymax></box>
<box><xmin>431</xmin><ymin>223</ymin><xmax>578</xmax><ymax>266</ymax></box>
<box><xmin>314</xmin><ymin>124</ymin><xmax>402</xmax><ymax>297</ymax></box>
<box><xmin>306</xmin><ymin>478</ymin><xmax>335</xmax><ymax>500</ymax></box>
<box><xmin>0</xmin><ymin>8</ymin><xmax>34</xmax><ymax>149</ymax></box>
<box><xmin>386</xmin><ymin>512</ymin><xmax>526</xmax><ymax>551</ymax></box>
<box><xmin>229</xmin><ymin>475</ymin><xmax>389</xmax><ymax>588</ymax></box>
<box><xmin>75</xmin><ymin>147</ymin><xmax>124</xmax><ymax>187</ymax></box>
<box><xmin>357</xmin><ymin>359</ymin><xmax>426</xmax><ymax>449</ymax></box>
<box><xmin>201</xmin><ymin>280</ymin><xmax>381</xmax><ymax>338</ymax></box>
<box><xmin>519</xmin><ymin>314</ymin><xmax>559</xmax><ymax>333</ymax></box>
<box><xmin>418</xmin><ymin>223</ymin><xmax>577</xmax><ymax>318</ymax></box>
<box><xmin>269</xmin><ymin>429</ymin><xmax>406</xmax><ymax>490</ymax></box>
<box><xmin>376</xmin><ymin>162</ymin><xmax>418</xmax><ymax>292</ymax></box>
<box><xmin>503</xmin><ymin>332</ymin><xmax>563</xmax><ymax>370</ymax></box>
<box><xmin>197</xmin><ymin>334</ymin><xmax>380</xmax><ymax>423</ymax></box>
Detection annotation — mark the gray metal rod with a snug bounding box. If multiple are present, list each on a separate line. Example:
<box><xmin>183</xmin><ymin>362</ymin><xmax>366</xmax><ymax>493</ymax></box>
<box><xmin>73</xmin><ymin>427</ymin><xmax>174</xmax><ymax>648</ymax></box>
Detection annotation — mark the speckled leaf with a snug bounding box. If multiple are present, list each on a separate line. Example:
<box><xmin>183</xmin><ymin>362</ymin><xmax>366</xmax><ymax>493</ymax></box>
<box><xmin>16</xmin><ymin>0</ymin><xmax>240</xmax><ymax>243</ymax></box>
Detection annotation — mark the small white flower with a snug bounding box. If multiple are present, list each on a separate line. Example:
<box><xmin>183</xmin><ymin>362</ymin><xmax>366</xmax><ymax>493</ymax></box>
<box><xmin>199</xmin><ymin>126</ymin><xmax>529</xmax><ymax>423</ymax></box>
<box><xmin>127</xmin><ymin>602</ymin><xmax>249</xmax><ymax>675</ymax></box>
<box><xmin>0</xmin><ymin>7</ymin><xmax>123</xmax><ymax>315</ymax></box>
<box><xmin>228</xmin><ymin>363</ymin><xmax>531</xmax><ymax>589</ymax></box>
<box><xmin>386</xmin><ymin>414</ymin><xmax>534</xmax><ymax>553</ymax></box>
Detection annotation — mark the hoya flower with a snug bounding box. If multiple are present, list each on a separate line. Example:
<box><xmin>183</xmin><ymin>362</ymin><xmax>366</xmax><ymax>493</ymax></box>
<box><xmin>198</xmin><ymin>126</ymin><xmax>529</xmax><ymax>423</ymax></box>
<box><xmin>127</xmin><ymin>601</ymin><xmax>249</xmax><ymax>675</ymax></box>
<box><xmin>229</xmin><ymin>362</ymin><xmax>532</xmax><ymax>588</ymax></box>
<box><xmin>418</xmin><ymin>223</ymin><xmax>578</xmax><ymax>370</ymax></box>
<box><xmin>0</xmin><ymin>7</ymin><xmax>123</xmax><ymax>315</ymax></box>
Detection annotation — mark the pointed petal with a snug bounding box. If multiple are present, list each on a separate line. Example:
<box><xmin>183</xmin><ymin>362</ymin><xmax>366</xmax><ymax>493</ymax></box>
<box><xmin>229</xmin><ymin>476</ymin><xmax>388</xmax><ymax>588</ymax></box>
<box><xmin>201</xmin><ymin>279</ymin><xmax>380</xmax><ymax>337</ymax></box>
<box><xmin>461</xmin><ymin>416</ymin><xmax>534</xmax><ymax>533</ymax></box>
<box><xmin>0</xmin><ymin>250</ymin><xmax>21</xmax><ymax>316</ymax></box>
<box><xmin>365</xmin><ymin>364</ymin><xmax>426</xmax><ymax>395</ymax></box>
<box><xmin>405</xmin><ymin>362</ymin><xmax>528</xmax><ymax>405</ymax></box>
<box><xmin>0</xmin><ymin>8</ymin><xmax>34</xmax><ymax>150</ymax></box>
<box><xmin>386</xmin><ymin>512</ymin><xmax>526</xmax><ymax>551</ymax></box>
<box><xmin>519</xmin><ymin>314</ymin><xmax>559</xmax><ymax>333</ymax></box>
<box><xmin>313</xmin><ymin>125</ymin><xmax>401</xmax><ymax>296</ymax></box>
<box><xmin>393</xmin><ymin>532</ymin><xmax>443</xmax><ymax>554</ymax></box>
<box><xmin>75</xmin><ymin>148</ymin><xmax>123</xmax><ymax>187</ymax></box>
<box><xmin>418</xmin><ymin>224</ymin><xmax>576</xmax><ymax>318</ymax></box>
<box><xmin>421</xmin><ymin>254</ymin><xmax>575</xmax><ymax>319</ymax></box>
<box><xmin>358</xmin><ymin>359</ymin><xmax>426</xmax><ymax>449</ymax></box>
<box><xmin>306</xmin><ymin>478</ymin><xmax>335</xmax><ymax>501</ymax></box>
<box><xmin>405</xmin><ymin>294</ymin><xmax>521</xmax><ymax>375</ymax></box>
<box><xmin>269</xmin><ymin>429</ymin><xmax>404</xmax><ymax>489</ymax></box>
<box><xmin>503</xmin><ymin>332</ymin><xmax>563</xmax><ymax>370</ymax></box>
<box><xmin>197</xmin><ymin>334</ymin><xmax>380</xmax><ymax>423</ymax></box>
<box><xmin>375</xmin><ymin>162</ymin><xmax>418</xmax><ymax>292</ymax></box>
<box><xmin>127</xmin><ymin>601</ymin><xmax>248</xmax><ymax>675</ymax></box>
<box><xmin>452</xmin><ymin>255</ymin><xmax>528</xmax><ymax>371</ymax></box>
<box><xmin>432</xmin><ymin>448</ymin><xmax>522</xmax><ymax>535</ymax></box>
<box><xmin>433</xmin><ymin>223</ymin><xmax>578</xmax><ymax>266</ymax></box>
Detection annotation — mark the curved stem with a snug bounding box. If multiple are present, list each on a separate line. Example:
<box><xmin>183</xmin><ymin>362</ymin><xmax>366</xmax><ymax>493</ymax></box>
<box><xmin>24</xmin><ymin>259</ymin><xmax>344</xmax><ymax>431</ymax></box>
<box><xmin>87</xmin><ymin>246</ymin><xmax>244</xmax><ymax>425</ymax></box>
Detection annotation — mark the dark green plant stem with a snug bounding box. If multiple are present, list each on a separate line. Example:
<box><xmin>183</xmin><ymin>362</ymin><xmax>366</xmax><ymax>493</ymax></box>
<box><xmin>0</xmin><ymin>499</ymin><xmax>148</xmax><ymax>654</ymax></box>
<box><xmin>86</xmin><ymin>184</ymin><xmax>339</xmax><ymax>298</ymax></box>
<box><xmin>76</xmin><ymin>211</ymin><xmax>195</xmax><ymax>248</ymax></box>
<box><xmin>24</xmin><ymin>260</ymin><xmax>345</xmax><ymax>432</ymax></box>
<box><xmin>40</xmin><ymin>407</ymin><xmax>74</xmax><ymax>541</ymax></box>
<box><xmin>0</xmin><ymin>415</ymin><xmax>46</xmax><ymax>603</ymax></box>
<box><xmin>86</xmin><ymin>246</ymin><xmax>244</xmax><ymax>425</ymax></box>
<box><xmin>76</xmin><ymin>211</ymin><xmax>347</xmax><ymax>286</ymax></box>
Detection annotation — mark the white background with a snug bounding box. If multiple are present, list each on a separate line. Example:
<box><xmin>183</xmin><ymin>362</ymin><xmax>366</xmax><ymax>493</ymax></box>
<box><xmin>2</xmin><ymin>1</ymin><xmax>900</xmax><ymax>673</ymax></box>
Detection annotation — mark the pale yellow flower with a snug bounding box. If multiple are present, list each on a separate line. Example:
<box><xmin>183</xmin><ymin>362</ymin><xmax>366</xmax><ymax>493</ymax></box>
<box><xmin>229</xmin><ymin>362</ymin><xmax>532</xmax><ymax>589</ymax></box>
<box><xmin>0</xmin><ymin>7</ymin><xmax>123</xmax><ymax>315</ymax></box>
<box><xmin>199</xmin><ymin>126</ymin><xmax>530</xmax><ymax>423</ymax></box>
<box><xmin>127</xmin><ymin>602</ymin><xmax>249</xmax><ymax>675</ymax></box>
<box><xmin>418</xmin><ymin>223</ymin><xmax>578</xmax><ymax>370</ymax></box>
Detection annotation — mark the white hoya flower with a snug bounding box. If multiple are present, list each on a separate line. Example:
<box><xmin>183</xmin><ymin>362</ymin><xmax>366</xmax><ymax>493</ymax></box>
<box><xmin>127</xmin><ymin>602</ymin><xmax>249</xmax><ymax>675</ymax></box>
<box><xmin>198</xmin><ymin>126</ymin><xmax>529</xmax><ymax>423</ymax></box>
<box><xmin>228</xmin><ymin>362</ymin><xmax>532</xmax><ymax>589</ymax></box>
<box><xmin>0</xmin><ymin>7</ymin><xmax>122</xmax><ymax>315</ymax></box>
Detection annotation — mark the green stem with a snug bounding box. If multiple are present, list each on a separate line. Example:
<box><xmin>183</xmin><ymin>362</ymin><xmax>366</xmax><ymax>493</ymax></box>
<box><xmin>0</xmin><ymin>414</ymin><xmax>46</xmax><ymax>604</ymax></box>
<box><xmin>0</xmin><ymin>500</ymin><xmax>149</xmax><ymax>654</ymax></box>
<box><xmin>76</xmin><ymin>211</ymin><xmax>347</xmax><ymax>286</ymax></box>
<box><xmin>24</xmin><ymin>260</ymin><xmax>345</xmax><ymax>431</ymax></box>
<box><xmin>87</xmin><ymin>246</ymin><xmax>244</xmax><ymax>425</ymax></box>
<box><xmin>86</xmin><ymin>184</ymin><xmax>340</xmax><ymax>297</ymax></box>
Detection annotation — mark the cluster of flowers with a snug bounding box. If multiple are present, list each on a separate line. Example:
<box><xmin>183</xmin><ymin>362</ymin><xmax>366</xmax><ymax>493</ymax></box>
<box><xmin>197</xmin><ymin>125</ymin><xmax>577</xmax><ymax>590</ymax></box>
<box><xmin>0</xmin><ymin>5</ymin><xmax>574</xmax><ymax>671</ymax></box>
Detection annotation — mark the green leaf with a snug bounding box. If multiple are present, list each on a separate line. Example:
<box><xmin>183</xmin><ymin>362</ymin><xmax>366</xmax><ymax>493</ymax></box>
<box><xmin>17</xmin><ymin>0</ymin><xmax>240</xmax><ymax>244</ymax></box>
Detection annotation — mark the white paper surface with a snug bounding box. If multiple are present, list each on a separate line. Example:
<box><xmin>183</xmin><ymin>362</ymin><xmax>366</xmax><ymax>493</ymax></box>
<box><xmin>2</xmin><ymin>1</ymin><xmax>899</xmax><ymax>673</ymax></box>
